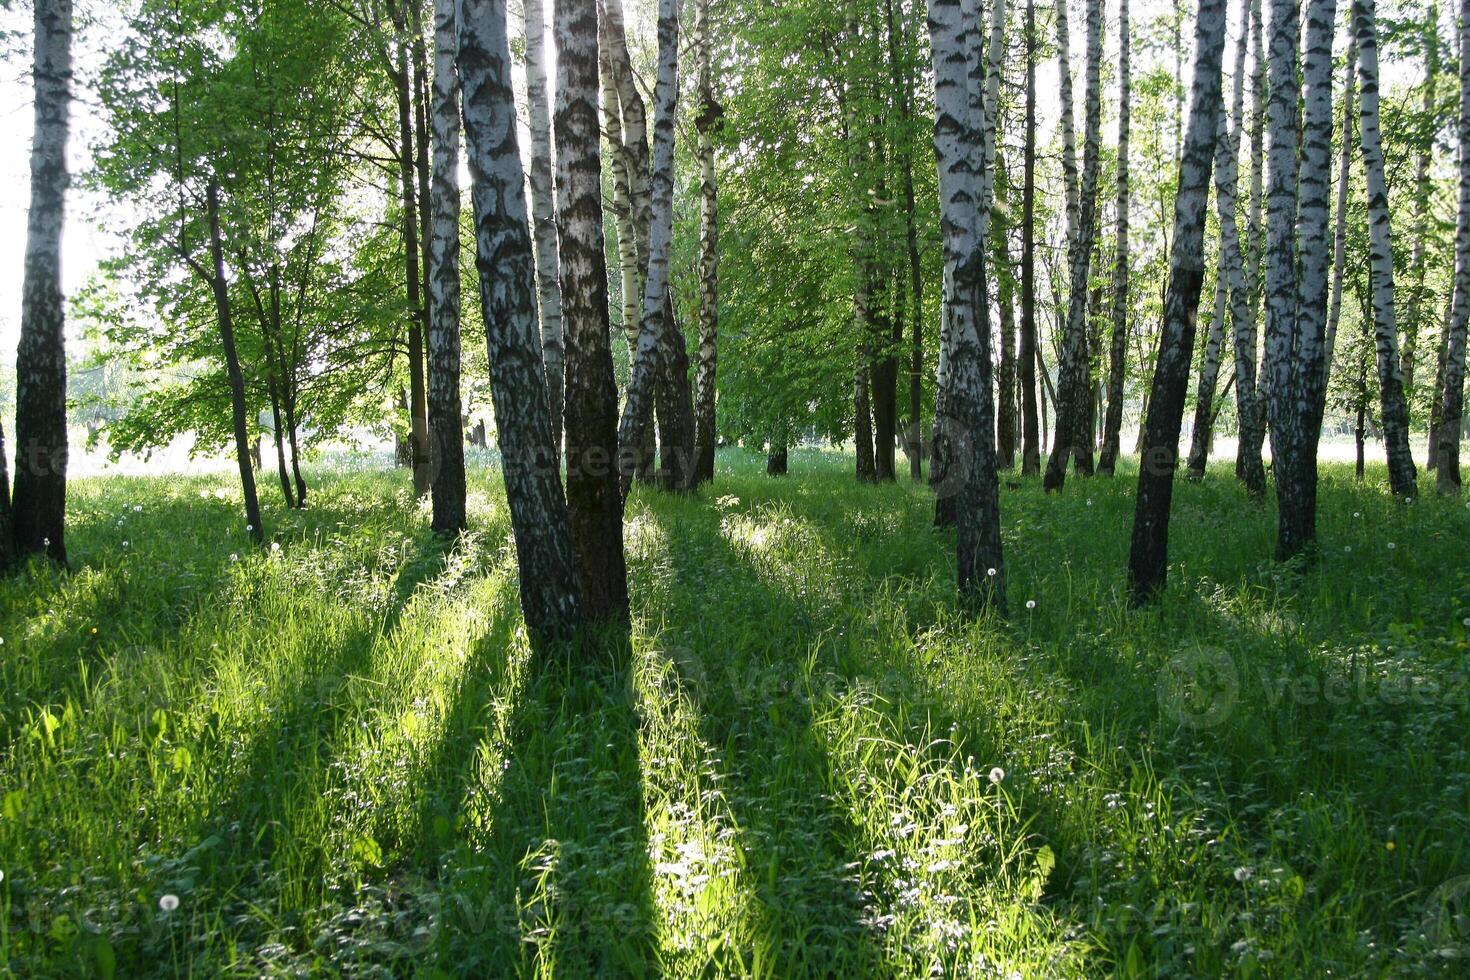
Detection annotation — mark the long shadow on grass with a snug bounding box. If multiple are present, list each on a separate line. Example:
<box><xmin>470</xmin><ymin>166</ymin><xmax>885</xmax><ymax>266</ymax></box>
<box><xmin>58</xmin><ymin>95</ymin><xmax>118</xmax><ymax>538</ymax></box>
<box><xmin>639</xmin><ymin>495</ymin><xmax>888</xmax><ymax>974</ymax></box>
<box><xmin>170</xmin><ymin>540</ymin><xmax>455</xmax><ymax>956</ymax></box>
<box><xmin>424</xmin><ymin>634</ymin><xmax>661</xmax><ymax>975</ymax></box>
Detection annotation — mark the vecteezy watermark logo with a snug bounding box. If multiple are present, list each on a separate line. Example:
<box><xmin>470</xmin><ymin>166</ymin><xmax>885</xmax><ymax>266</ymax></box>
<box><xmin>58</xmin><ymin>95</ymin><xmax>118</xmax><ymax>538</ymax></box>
<box><xmin>1157</xmin><ymin>645</ymin><xmax>1239</xmax><ymax>729</ymax></box>
<box><xmin>1423</xmin><ymin>875</ymin><xmax>1470</xmax><ymax>959</ymax></box>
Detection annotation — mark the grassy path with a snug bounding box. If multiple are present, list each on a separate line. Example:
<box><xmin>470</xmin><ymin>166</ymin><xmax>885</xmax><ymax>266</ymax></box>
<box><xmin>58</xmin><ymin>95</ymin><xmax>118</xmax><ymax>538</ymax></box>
<box><xmin>2</xmin><ymin>450</ymin><xmax>1468</xmax><ymax>976</ymax></box>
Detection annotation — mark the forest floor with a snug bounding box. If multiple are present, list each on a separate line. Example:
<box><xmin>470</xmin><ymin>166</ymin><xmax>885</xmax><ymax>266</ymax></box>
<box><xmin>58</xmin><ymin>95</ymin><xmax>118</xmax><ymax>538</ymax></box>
<box><xmin>2</xmin><ymin>449</ymin><xmax>1469</xmax><ymax>977</ymax></box>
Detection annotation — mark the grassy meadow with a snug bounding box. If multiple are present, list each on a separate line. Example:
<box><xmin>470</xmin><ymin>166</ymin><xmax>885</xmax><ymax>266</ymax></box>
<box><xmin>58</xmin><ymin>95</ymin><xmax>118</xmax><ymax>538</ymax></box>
<box><xmin>1</xmin><ymin>449</ymin><xmax>1468</xmax><ymax>977</ymax></box>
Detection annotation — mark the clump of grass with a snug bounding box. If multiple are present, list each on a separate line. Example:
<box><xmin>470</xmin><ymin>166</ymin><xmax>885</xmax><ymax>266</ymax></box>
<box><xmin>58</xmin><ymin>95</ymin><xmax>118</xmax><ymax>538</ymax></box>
<box><xmin>1</xmin><ymin>451</ymin><xmax>1467</xmax><ymax>976</ymax></box>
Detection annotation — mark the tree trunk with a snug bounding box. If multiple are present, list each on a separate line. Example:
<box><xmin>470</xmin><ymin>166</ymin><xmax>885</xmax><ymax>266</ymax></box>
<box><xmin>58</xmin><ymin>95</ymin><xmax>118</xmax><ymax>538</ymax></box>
<box><xmin>394</xmin><ymin>39</ymin><xmax>432</xmax><ymax>498</ymax></box>
<box><xmin>1097</xmin><ymin>0</ymin><xmax>1131</xmax><ymax>477</ymax></box>
<box><xmin>1437</xmin><ymin>0</ymin><xmax>1470</xmax><ymax>495</ymax></box>
<box><xmin>429</xmin><ymin>0</ymin><xmax>467</xmax><ymax>534</ymax></box>
<box><xmin>206</xmin><ymin>180</ymin><xmax>265</xmax><ymax>549</ymax></box>
<box><xmin>995</xmin><ymin>203</ymin><xmax>1018</xmax><ymax>470</ymax></box>
<box><xmin>1044</xmin><ymin>0</ymin><xmax>1102</xmax><ymax>490</ymax></box>
<box><xmin>1324</xmin><ymin>29</ymin><xmax>1358</xmax><ymax>410</ymax></box>
<box><xmin>655</xmin><ymin>288</ymin><xmax>697</xmax><ymax>487</ymax></box>
<box><xmin>1020</xmin><ymin>0</ymin><xmax>1041</xmax><ymax>476</ymax></box>
<box><xmin>1127</xmin><ymin>0</ymin><xmax>1228</xmax><ymax>604</ymax></box>
<box><xmin>1402</xmin><ymin>3</ymin><xmax>1440</xmax><ymax>406</ymax></box>
<box><xmin>1186</xmin><ymin>251</ymin><xmax>1228</xmax><ymax>478</ymax></box>
<box><xmin>925</xmin><ymin>0</ymin><xmax>1006</xmax><ymax>614</ymax></box>
<box><xmin>524</xmin><ymin>0</ymin><xmax>566</xmax><ymax>453</ymax></box>
<box><xmin>887</xmin><ymin>0</ymin><xmax>924</xmax><ymax>483</ymax></box>
<box><xmin>1354</xmin><ymin>0</ymin><xmax>1419</xmax><ymax>497</ymax></box>
<box><xmin>10</xmin><ymin>0</ymin><xmax>72</xmax><ymax>567</ymax></box>
<box><xmin>596</xmin><ymin>20</ymin><xmax>656</xmax><ymax>483</ymax></box>
<box><xmin>267</xmin><ymin>379</ymin><xmax>296</xmax><ymax>508</ymax></box>
<box><xmin>1238</xmin><ymin>0</ymin><xmax>1269</xmax><ymax>485</ymax></box>
<box><xmin>767</xmin><ymin>444</ymin><xmax>788</xmax><ymax>476</ymax></box>
<box><xmin>554</xmin><ymin>0</ymin><xmax>630</xmax><ymax>622</ymax></box>
<box><xmin>615</xmin><ymin>0</ymin><xmax>695</xmax><ymax>495</ymax></box>
<box><xmin>692</xmin><ymin>0</ymin><xmax>720</xmax><ymax>486</ymax></box>
<box><xmin>460</xmin><ymin>0</ymin><xmax>583</xmax><ymax>641</ymax></box>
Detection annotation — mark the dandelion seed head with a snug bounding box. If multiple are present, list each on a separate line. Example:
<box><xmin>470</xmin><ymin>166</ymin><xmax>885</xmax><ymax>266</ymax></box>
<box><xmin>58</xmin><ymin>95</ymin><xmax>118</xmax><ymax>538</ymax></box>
<box><xmin>1026</xmin><ymin>600</ymin><xmax>1036</xmax><ymax>610</ymax></box>
<box><xmin>987</xmin><ymin>567</ymin><xmax>997</xmax><ymax>577</ymax></box>
<box><xmin>988</xmin><ymin>767</ymin><xmax>1005</xmax><ymax>785</ymax></box>
<box><xmin>1233</xmin><ymin>866</ymin><xmax>1253</xmax><ymax>882</ymax></box>
<box><xmin>158</xmin><ymin>894</ymin><xmax>179</xmax><ymax>912</ymax></box>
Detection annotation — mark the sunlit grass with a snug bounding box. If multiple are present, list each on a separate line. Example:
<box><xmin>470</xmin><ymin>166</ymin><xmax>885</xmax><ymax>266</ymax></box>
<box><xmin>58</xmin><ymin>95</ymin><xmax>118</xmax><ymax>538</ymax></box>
<box><xmin>1</xmin><ymin>449</ymin><xmax>1468</xmax><ymax>976</ymax></box>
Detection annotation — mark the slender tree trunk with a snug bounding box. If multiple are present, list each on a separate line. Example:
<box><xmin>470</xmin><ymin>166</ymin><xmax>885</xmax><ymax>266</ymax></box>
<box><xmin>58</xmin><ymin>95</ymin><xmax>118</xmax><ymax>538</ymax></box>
<box><xmin>554</xmin><ymin>0</ymin><xmax>629</xmax><ymax>621</ymax></box>
<box><xmin>1186</xmin><ymin>249</ymin><xmax>1228</xmax><ymax>478</ymax></box>
<box><xmin>1403</xmin><ymin>3</ymin><xmax>1440</xmax><ymax>405</ymax></box>
<box><xmin>1324</xmin><ymin>29</ymin><xmax>1358</xmax><ymax>410</ymax></box>
<box><xmin>1428</xmin><ymin>294</ymin><xmax>1451</xmax><ymax>469</ymax></box>
<box><xmin>1437</xmin><ymin>0</ymin><xmax>1470</xmax><ymax>494</ymax></box>
<box><xmin>995</xmin><ymin>199</ymin><xmax>1018</xmax><ymax>469</ymax></box>
<box><xmin>10</xmin><ymin>0</ymin><xmax>72</xmax><ymax>566</ymax></box>
<box><xmin>1128</xmin><ymin>0</ymin><xmax>1228</xmax><ymax>603</ymax></box>
<box><xmin>983</xmin><ymin>2</ymin><xmax>1013</xmax><ymax>470</ymax></box>
<box><xmin>887</xmin><ymin>0</ymin><xmax>925</xmax><ymax>482</ymax></box>
<box><xmin>692</xmin><ymin>0</ymin><xmax>720</xmax><ymax>485</ymax></box>
<box><xmin>654</xmin><ymin>289</ymin><xmax>697</xmax><ymax>487</ymax></box>
<box><xmin>602</xmin><ymin>0</ymin><xmax>651</xmax><ymax>263</ymax></box>
<box><xmin>1097</xmin><ymin>0</ymin><xmax>1131</xmax><ymax>477</ymax></box>
<box><xmin>394</xmin><ymin>40</ymin><xmax>432</xmax><ymax>498</ymax></box>
<box><xmin>1238</xmin><ymin>0</ymin><xmax>1269</xmax><ymax>484</ymax></box>
<box><xmin>284</xmin><ymin>393</ymin><xmax>306</xmax><ymax>507</ymax></box>
<box><xmin>1020</xmin><ymin>0</ymin><xmax>1041</xmax><ymax>476</ymax></box>
<box><xmin>596</xmin><ymin>21</ymin><xmax>655</xmax><ymax>483</ymax></box>
<box><xmin>1044</xmin><ymin>0</ymin><xmax>1102</xmax><ymax>490</ymax></box>
<box><xmin>267</xmin><ymin>379</ymin><xmax>295</xmax><ymax>507</ymax></box>
<box><xmin>925</xmin><ymin>0</ymin><xmax>1006</xmax><ymax>613</ymax></box>
<box><xmin>459</xmin><ymin>0</ymin><xmax>583</xmax><ymax>640</ymax></box>
<box><xmin>1354</xmin><ymin>0</ymin><xmax>1418</xmax><ymax>497</ymax></box>
<box><xmin>429</xmin><ymin>0</ymin><xmax>466</xmax><ymax>534</ymax></box>
<box><xmin>524</xmin><ymin>0</ymin><xmax>566</xmax><ymax>452</ymax></box>
<box><xmin>206</xmin><ymin>180</ymin><xmax>264</xmax><ymax>548</ymax></box>
<box><xmin>615</xmin><ymin>0</ymin><xmax>695</xmax><ymax>495</ymax></box>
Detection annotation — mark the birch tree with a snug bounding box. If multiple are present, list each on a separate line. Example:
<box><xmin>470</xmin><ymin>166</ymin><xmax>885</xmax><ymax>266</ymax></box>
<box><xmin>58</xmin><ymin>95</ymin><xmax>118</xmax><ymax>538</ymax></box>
<box><xmin>555</xmin><ymin>0</ymin><xmax>629</xmax><ymax>621</ymax></box>
<box><xmin>1354</xmin><ymin>0</ymin><xmax>1418</xmax><ymax>497</ymax></box>
<box><xmin>616</xmin><ymin>0</ymin><xmax>696</xmax><ymax>493</ymax></box>
<box><xmin>1237</xmin><ymin>0</ymin><xmax>1269</xmax><ymax>487</ymax></box>
<box><xmin>692</xmin><ymin>0</ymin><xmax>721</xmax><ymax>485</ymax></box>
<box><xmin>1097</xmin><ymin>0</ymin><xmax>1131</xmax><ymax>477</ymax></box>
<box><xmin>925</xmin><ymin>0</ymin><xmax>1005</xmax><ymax>612</ymax></box>
<box><xmin>9</xmin><ymin>0</ymin><xmax>73</xmax><ymax>566</ymax></box>
<box><xmin>428</xmin><ymin>0</ymin><xmax>466</xmax><ymax>535</ymax></box>
<box><xmin>1044</xmin><ymin>0</ymin><xmax>1102</xmax><ymax>490</ymax></box>
<box><xmin>523</xmin><ymin>0</ymin><xmax>565</xmax><ymax>450</ymax></box>
<box><xmin>1438</xmin><ymin>0</ymin><xmax>1470</xmax><ymax>494</ymax></box>
<box><xmin>1219</xmin><ymin>0</ymin><xmax>1266</xmax><ymax>499</ymax></box>
<box><xmin>459</xmin><ymin>0</ymin><xmax>583</xmax><ymax>639</ymax></box>
<box><xmin>1020</xmin><ymin>0</ymin><xmax>1042</xmax><ymax>476</ymax></box>
<box><xmin>1186</xmin><ymin>254</ymin><xmax>1228</xmax><ymax>479</ymax></box>
<box><xmin>1128</xmin><ymin>0</ymin><xmax>1229</xmax><ymax>602</ymax></box>
<box><xmin>1325</xmin><ymin>29</ymin><xmax>1358</xmax><ymax>407</ymax></box>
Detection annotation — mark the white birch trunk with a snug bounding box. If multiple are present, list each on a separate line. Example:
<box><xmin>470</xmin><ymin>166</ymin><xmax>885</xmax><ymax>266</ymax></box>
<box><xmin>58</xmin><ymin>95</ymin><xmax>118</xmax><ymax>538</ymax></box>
<box><xmin>1436</xmin><ymin>0</ymin><xmax>1470</xmax><ymax>493</ymax></box>
<box><xmin>523</xmin><ymin>0</ymin><xmax>565</xmax><ymax>449</ymax></box>
<box><xmin>1354</xmin><ymin>0</ymin><xmax>1419</xmax><ymax>496</ymax></box>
